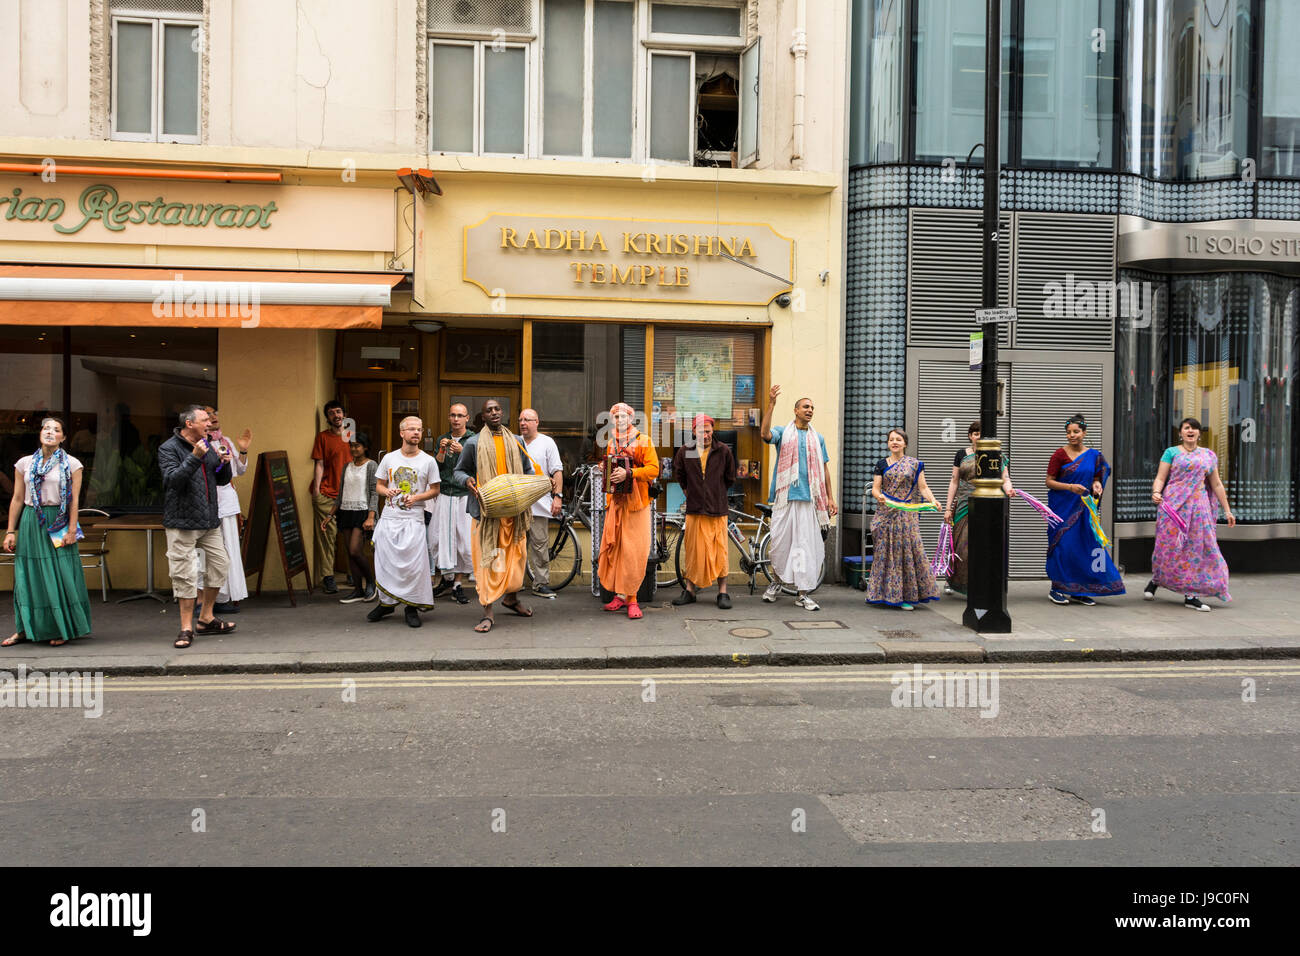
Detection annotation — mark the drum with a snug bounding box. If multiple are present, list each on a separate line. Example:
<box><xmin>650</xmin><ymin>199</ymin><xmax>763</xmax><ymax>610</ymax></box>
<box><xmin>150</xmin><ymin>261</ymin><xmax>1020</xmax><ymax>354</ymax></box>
<box><xmin>477</xmin><ymin>473</ymin><xmax>552</xmax><ymax>518</ymax></box>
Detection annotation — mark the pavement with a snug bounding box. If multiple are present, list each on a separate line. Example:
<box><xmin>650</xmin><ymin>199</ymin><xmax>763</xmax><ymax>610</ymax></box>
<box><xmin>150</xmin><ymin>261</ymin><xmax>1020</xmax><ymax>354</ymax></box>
<box><xmin>2</xmin><ymin>573</ymin><xmax>1297</xmax><ymax>675</ymax></box>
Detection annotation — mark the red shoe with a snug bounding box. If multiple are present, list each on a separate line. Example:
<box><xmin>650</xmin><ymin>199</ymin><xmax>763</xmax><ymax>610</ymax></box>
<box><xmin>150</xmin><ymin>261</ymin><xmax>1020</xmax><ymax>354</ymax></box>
<box><xmin>626</xmin><ymin>602</ymin><xmax>643</xmax><ymax>620</ymax></box>
<box><xmin>603</xmin><ymin>596</ymin><xmax>628</xmax><ymax>612</ymax></box>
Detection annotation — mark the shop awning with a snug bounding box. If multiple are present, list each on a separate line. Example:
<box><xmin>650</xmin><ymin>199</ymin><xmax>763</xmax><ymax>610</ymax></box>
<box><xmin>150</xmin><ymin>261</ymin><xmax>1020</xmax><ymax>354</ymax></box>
<box><xmin>0</xmin><ymin>266</ymin><xmax>405</xmax><ymax>329</ymax></box>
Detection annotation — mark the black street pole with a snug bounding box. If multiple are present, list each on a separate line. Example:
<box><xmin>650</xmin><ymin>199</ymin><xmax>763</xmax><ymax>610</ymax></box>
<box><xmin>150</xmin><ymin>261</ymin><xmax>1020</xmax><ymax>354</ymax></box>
<box><xmin>963</xmin><ymin>0</ymin><xmax>1012</xmax><ymax>633</ymax></box>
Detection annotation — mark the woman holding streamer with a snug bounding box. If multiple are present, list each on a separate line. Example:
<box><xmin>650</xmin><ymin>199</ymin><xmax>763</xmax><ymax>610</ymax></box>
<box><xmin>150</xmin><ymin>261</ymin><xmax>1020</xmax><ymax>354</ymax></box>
<box><xmin>1044</xmin><ymin>414</ymin><xmax>1125</xmax><ymax>605</ymax></box>
<box><xmin>866</xmin><ymin>428</ymin><xmax>941</xmax><ymax>610</ymax></box>
<box><xmin>942</xmin><ymin>420</ymin><xmax>1014</xmax><ymax>596</ymax></box>
<box><xmin>1144</xmin><ymin>417</ymin><xmax>1234</xmax><ymax>610</ymax></box>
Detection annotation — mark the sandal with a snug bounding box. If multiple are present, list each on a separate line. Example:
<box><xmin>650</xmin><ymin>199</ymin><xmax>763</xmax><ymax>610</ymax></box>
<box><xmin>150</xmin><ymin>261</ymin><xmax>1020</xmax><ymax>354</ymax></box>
<box><xmin>194</xmin><ymin>618</ymin><xmax>236</xmax><ymax>635</ymax></box>
<box><xmin>474</xmin><ymin>616</ymin><xmax>494</xmax><ymax>633</ymax></box>
<box><xmin>501</xmin><ymin>599</ymin><xmax>533</xmax><ymax>618</ymax></box>
<box><xmin>2</xmin><ymin>633</ymin><xmax>23</xmax><ymax>647</ymax></box>
<box><xmin>48</xmin><ymin>639</ymin><xmax>67</xmax><ymax>647</ymax></box>
<box><xmin>174</xmin><ymin>630</ymin><xmax>194</xmax><ymax>649</ymax></box>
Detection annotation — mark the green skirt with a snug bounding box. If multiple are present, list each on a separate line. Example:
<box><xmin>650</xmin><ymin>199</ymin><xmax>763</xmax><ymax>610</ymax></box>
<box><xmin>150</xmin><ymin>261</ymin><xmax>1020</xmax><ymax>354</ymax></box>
<box><xmin>12</xmin><ymin>505</ymin><xmax>92</xmax><ymax>643</ymax></box>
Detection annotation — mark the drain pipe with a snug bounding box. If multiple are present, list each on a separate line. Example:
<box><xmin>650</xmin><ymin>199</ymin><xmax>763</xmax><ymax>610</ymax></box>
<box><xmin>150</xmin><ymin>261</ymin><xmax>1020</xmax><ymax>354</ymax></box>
<box><xmin>791</xmin><ymin>0</ymin><xmax>808</xmax><ymax>169</ymax></box>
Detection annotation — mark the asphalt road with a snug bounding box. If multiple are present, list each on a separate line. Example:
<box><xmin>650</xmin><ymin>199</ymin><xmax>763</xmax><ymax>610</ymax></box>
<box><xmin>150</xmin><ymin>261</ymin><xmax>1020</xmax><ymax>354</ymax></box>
<box><xmin>2</xmin><ymin>661</ymin><xmax>1297</xmax><ymax>866</ymax></box>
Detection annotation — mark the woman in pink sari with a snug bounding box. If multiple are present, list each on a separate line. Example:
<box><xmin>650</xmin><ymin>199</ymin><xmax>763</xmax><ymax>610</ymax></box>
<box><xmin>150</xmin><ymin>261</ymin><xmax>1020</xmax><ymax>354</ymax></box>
<box><xmin>1145</xmin><ymin>417</ymin><xmax>1235</xmax><ymax>610</ymax></box>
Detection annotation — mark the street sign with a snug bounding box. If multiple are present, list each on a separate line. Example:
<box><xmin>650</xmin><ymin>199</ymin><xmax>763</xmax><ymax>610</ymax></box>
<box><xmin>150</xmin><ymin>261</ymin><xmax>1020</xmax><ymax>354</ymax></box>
<box><xmin>975</xmin><ymin>307</ymin><xmax>1017</xmax><ymax>325</ymax></box>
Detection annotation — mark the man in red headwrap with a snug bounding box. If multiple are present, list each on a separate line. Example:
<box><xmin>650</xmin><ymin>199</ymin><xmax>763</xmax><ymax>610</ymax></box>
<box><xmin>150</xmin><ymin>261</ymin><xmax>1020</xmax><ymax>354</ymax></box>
<box><xmin>597</xmin><ymin>403</ymin><xmax>659</xmax><ymax>619</ymax></box>
<box><xmin>671</xmin><ymin>414</ymin><xmax>736</xmax><ymax>608</ymax></box>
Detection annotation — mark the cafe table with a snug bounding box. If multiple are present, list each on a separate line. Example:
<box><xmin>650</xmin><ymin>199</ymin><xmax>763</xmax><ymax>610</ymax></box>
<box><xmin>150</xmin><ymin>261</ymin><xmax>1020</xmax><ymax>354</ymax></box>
<box><xmin>100</xmin><ymin>514</ymin><xmax>168</xmax><ymax>604</ymax></box>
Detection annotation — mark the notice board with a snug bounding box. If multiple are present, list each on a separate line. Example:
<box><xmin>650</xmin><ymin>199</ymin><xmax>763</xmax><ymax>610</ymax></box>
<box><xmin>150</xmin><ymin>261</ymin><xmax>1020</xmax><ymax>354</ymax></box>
<box><xmin>242</xmin><ymin>450</ymin><xmax>311</xmax><ymax>605</ymax></box>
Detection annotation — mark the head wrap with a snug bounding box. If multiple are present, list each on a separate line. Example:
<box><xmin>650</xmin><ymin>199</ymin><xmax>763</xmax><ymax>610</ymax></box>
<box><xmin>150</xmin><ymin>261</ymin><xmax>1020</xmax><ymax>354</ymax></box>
<box><xmin>692</xmin><ymin>414</ymin><xmax>714</xmax><ymax>433</ymax></box>
<box><xmin>609</xmin><ymin>403</ymin><xmax>637</xmax><ymax>449</ymax></box>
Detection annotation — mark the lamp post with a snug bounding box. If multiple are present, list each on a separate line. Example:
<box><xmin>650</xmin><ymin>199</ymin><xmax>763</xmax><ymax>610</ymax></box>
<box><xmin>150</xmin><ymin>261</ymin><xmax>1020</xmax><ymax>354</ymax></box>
<box><xmin>963</xmin><ymin>0</ymin><xmax>1012</xmax><ymax>634</ymax></box>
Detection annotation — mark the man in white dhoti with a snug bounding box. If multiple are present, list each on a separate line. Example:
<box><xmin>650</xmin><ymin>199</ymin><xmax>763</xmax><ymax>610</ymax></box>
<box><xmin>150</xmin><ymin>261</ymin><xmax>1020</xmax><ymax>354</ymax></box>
<box><xmin>205</xmin><ymin>409</ymin><xmax>252</xmax><ymax>614</ymax></box>
<box><xmin>367</xmin><ymin>416</ymin><xmax>440</xmax><ymax>627</ymax></box>
<box><xmin>759</xmin><ymin>385</ymin><xmax>838</xmax><ymax>611</ymax></box>
<box><xmin>427</xmin><ymin>403</ymin><xmax>473</xmax><ymax>604</ymax></box>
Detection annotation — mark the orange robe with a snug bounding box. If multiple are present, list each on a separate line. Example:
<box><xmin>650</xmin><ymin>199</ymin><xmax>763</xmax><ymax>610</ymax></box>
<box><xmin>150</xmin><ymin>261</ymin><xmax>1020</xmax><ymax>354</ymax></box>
<box><xmin>598</xmin><ymin>435</ymin><xmax>659</xmax><ymax>597</ymax></box>
<box><xmin>471</xmin><ymin>433</ymin><xmax>530</xmax><ymax>605</ymax></box>
<box><xmin>682</xmin><ymin>447</ymin><xmax>729</xmax><ymax>587</ymax></box>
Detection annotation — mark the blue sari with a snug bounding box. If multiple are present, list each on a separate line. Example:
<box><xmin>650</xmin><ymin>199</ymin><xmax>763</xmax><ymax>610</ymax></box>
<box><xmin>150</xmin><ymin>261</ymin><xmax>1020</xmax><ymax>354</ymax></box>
<box><xmin>1045</xmin><ymin>447</ymin><xmax>1125</xmax><ymax>597</ymax></box>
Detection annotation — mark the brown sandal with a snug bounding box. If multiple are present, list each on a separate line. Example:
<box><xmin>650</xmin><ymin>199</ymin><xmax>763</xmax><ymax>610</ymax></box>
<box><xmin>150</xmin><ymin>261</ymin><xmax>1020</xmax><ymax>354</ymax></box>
<box><xmin>194</xmin><ymin>618</ymin><xmax>236</xmax><ymax>635</ymax></box>
<box><xmin>474</xmin><ymin>616</ymin><xmax>494</xmax><ymax>633</ymax></box>
<box><xmin>174</xmin><ymin>630</ymin><xmax>194</xmax><ymax>649</ymax></box>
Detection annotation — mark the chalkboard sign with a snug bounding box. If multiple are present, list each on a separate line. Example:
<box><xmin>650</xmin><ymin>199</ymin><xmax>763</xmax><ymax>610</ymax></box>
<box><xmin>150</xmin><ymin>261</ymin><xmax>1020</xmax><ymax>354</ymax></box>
<box><xmin>242</xmin><ymin>450</ymin><xmax>312</xmax><ymax>605</ymax></box>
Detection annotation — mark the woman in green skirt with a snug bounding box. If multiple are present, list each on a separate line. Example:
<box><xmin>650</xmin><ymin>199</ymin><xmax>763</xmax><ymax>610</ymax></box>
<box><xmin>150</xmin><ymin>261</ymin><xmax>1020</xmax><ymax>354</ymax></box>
<box><xmin>3</xmin><ymin>417</ymin><xmax>92</xmax><ymax>647</ymax></box>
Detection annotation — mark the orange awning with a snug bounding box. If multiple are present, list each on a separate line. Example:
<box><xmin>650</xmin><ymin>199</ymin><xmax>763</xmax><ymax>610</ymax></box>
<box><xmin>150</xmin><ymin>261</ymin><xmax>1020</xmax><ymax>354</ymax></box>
<box><xmin>0</xmin><ymin>265</ymin><xmax>405</xmax><ymax>329</ymax></box>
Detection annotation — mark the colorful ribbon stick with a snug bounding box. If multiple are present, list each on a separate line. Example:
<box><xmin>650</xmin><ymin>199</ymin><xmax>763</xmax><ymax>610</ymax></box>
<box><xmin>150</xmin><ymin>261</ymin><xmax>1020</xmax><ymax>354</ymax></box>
<box><xmin>1158</xmin><ymin>500</ymin><xmax>1189</xmax><ymax>535</ymax></box>
<box><xmin>1014</xmin><ymin>490</ymin><xmax>1062</xmax><ymax>527</ymax></box>
<box><xmin>1080</xmin><ymin>494</ymin><xmax>1110</xmax><ymax>548</ymax></box>
<box><xmin>930</xmin><ymin>520</ymin><xmax>958</xmax><ymax>578</ymax></box>
<box><xmin>882</xmin><ymin>499</ymin><xmax>938</xmax><ymax>512</ymax></box>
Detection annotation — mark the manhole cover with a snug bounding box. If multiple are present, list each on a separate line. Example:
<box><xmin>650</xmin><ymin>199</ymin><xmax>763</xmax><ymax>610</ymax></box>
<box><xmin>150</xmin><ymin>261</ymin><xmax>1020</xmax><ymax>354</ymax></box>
<box><xmin>729</xmin><ymin>627</ymin><xmax>771</xmax><ymax>639</ymax></box>
<box><xmin>785</xmin><ymin>620</ymin><xmax>847</xmax><ymax>630</ymax></box>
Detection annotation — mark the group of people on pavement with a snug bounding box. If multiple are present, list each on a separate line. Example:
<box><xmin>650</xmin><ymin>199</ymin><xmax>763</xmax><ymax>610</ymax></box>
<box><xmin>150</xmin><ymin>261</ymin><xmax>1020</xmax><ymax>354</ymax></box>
<box><xmin>3</xmin><ymin>383</ymin><xmax>1237</xmax><ymax>648</ymax></box>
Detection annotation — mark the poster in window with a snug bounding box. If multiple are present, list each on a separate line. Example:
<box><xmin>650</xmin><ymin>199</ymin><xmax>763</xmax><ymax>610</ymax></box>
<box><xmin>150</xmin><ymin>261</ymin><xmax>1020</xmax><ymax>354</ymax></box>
<box><xmin>674</xmin><ymin>336</ymin><xmax>733</xmax><ymax>420</ymax></box>
<box><xmin>734</xmin><ymin>374</ymin><xmax>755</xmax><ymax>404</ymax></box>
<box><xmin>653</xmin><ymin>371</ymin><xmax>675</xmax><ymax>401</ymax></box>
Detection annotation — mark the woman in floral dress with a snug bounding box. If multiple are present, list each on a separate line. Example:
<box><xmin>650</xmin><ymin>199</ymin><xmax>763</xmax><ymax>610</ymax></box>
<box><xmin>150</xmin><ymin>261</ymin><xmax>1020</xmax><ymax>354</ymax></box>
<box><xmin>866</xmin><ymin>428</ymin><xmax>942</xmax><ymax>610</ymax></box>
<box><xmin>1145</xmin><ymin>417</ymin><xmax>1235</xmax><ymax>610</ymax></box>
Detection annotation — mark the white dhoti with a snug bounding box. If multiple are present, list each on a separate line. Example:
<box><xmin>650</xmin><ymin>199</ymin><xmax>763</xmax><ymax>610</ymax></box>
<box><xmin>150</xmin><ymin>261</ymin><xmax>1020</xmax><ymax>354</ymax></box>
<box><xmin>217</xmin><ymin>514</ymin><xmax>248</xmax><ymax>603</ymax></box>
<box><xmin>373</xmin><ymin>514</ymin><xmax>435</xmax><ymax>608</ymax></box>
<box><xmin>427</xmin><ymin>493</ymin><xmax>473</xmax><ymax>576</ymax></box>
<box><xmin>768</xmin><ymin>500</ymin><xmax>824</xmax><ymax>592</ymax></box>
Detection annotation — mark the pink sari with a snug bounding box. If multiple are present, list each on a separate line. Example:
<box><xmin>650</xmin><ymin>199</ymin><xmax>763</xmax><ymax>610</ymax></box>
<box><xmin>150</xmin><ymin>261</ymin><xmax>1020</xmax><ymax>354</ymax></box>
<box><xmin>1150</xmin><ymin>447</ymin><xmax>1230</xmax><ymax>602</ymax></box>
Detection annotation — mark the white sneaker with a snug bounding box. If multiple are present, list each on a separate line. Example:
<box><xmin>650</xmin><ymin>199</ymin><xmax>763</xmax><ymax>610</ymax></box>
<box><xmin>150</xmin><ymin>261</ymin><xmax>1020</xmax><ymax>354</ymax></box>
<box><xmin>795</xmin><ymin>594</ymin><xmax>820</xmax><ymax>611</ymax></box>
<box><xmin>762</xmin><ymin>582</ymin><xmax>782</xmax><ymax>603</ymax></box>
<box><xmin>1184</xmin><ymin>596</ymin><xmax>1211</xmax><ymax>612</ymax></box>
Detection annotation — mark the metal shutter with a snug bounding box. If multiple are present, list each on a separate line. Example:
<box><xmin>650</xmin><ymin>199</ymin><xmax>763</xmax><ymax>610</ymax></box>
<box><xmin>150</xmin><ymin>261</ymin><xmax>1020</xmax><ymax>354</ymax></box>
<box><xmin>1007</xmin><ymin>361</ymin><xmax>1106</xmax><ymax>577</ymax></box>
<box><xmin>914</xmin><ymin>358</ymin><xmax>1011</xmax><ymax>571</ymax></box>
<box><xmin>1012</xmin><ymin>213</ymin><xmax>1116</xmax><ymax>350</ymax></box>
<box><xmin>908</xmin><ymin>208</ymin><xmax>1012</xmax><ymax>348</ymax></box>
<box><xmin>427</xmin><ymin>0</ymin><xmax>533</xmax><ymax>34</ymax></box>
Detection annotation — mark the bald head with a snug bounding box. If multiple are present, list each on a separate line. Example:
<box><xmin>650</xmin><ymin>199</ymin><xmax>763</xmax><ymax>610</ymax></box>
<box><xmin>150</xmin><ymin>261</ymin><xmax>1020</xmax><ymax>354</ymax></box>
<box><xmin>518</xmin><ymin>408</ymin><xmax>540</xmax><ymax>440</ymax></box>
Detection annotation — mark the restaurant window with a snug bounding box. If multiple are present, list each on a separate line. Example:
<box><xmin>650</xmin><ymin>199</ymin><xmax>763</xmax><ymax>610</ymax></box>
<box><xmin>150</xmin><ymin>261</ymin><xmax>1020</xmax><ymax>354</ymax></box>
<box><xmin>0</xmin><ymin>326</ymin><xmax>217</xmax><ymax>512</ymax></box>
<box><xmin>336</xmin><ymin>330</ymin><xmax>421</xmax><ymax>380</ymax></box>
<box><xmin>109</xmin><ymin>0</ymin><xmax>203</xmax><ymax>144</ymax></box>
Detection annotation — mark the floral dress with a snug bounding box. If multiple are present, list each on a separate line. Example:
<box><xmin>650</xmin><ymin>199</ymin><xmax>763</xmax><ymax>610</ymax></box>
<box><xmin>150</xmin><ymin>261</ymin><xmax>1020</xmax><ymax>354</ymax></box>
<box><xmin>1150</xmin><ymin>446</ymin><xmax>1231</xmax><ymax>601</ymax></box>
<box><xmin>866</xmin><ymin>456</ymin><xmax>940</xmax><ymax>607</ymax></box>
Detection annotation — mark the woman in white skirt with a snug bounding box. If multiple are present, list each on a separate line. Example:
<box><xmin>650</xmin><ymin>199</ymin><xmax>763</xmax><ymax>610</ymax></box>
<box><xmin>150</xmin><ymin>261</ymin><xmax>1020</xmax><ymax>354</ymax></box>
<box><xmin>206</xmin><ymin>409</ymin><xmax>251</xmax><ymax>614</ymax></box>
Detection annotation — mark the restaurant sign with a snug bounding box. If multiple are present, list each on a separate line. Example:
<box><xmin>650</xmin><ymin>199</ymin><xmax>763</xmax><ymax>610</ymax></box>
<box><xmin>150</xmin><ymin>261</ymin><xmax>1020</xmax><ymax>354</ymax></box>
<box><xmin>464</xmin><ymin>214</ymin><xmax>794</xmax><ymax>305</ymax></box>
<box><xmin>0</xmin><ymin>177</ymin><xmax>394</xmax><ymax>252</ymax></box>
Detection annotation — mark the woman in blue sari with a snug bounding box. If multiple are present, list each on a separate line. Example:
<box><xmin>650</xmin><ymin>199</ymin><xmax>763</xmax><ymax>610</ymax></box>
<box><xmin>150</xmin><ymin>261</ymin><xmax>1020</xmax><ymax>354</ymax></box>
<box><xmin>1043</xmin><ymin>414</ymin><xmax>1125</xmax><ymax>605</ymax></box>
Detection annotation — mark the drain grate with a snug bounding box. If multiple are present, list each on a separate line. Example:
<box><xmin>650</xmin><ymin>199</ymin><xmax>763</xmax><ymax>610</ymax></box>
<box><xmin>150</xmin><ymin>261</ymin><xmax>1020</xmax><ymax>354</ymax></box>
<box><xmin>784</xmin><ymin>620</ymin><xmax>848</xmax><ymax>630</ymax></box>
<box><xmin>878</xmin><ymin>629</ymin><xmax>921</xmax><ymax>640</ymax></box>
<box><xmin>729</xmin><ymin>627</ymin><xmax>771</xmax><ymax>639</ymax></box>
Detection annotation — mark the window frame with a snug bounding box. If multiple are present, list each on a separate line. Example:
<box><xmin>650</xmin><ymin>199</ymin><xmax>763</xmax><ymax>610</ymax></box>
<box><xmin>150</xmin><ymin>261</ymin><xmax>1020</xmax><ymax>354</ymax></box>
<box><xmin>427</xmin><ymin>37</ymin><xmax>533</xmax><ymax>158</ymax></box>
<box><xmin>109</xmin><ymin>13</ymin><xmax>202</xmax><ymax>144</ymax></box>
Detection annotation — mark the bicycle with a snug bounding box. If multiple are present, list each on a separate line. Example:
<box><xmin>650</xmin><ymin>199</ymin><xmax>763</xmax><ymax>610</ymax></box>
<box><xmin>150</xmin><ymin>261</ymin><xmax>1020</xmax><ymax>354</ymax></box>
<box><xmin>653</xmin><ymin>506</ymin><xmax>686</xmax><ymax>590</ymax></box>
<box><xmin>522</xmin><ymin>498</ymin><xmax>584</xmax><ymax>592</ymax></box>
<box><xmin>674</xmin><ymin>501</ymin><xmax>825</xmax><ymax>596</ymax></box>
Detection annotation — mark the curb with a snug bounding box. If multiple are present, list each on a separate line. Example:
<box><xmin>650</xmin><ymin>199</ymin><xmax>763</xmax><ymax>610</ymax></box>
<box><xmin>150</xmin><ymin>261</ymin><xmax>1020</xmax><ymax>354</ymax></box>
<box><xmin>7</xmin><ymin>643</ymin><xmax>1299</xmax><ymax>676</ymax></box>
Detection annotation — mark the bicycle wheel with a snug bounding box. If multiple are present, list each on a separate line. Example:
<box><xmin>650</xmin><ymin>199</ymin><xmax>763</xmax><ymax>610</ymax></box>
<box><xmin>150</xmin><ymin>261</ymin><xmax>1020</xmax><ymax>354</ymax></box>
<box><xmin>757</xmin><ymin>532</ymin><xmax>825</xmax><ymax>595</ymax></box>
<box><xmin>547</xmin><ymin>523</ymin><xmax>581</xmax><ymax>590</ymax></box>
<box><xmin>655</xmin><ymin>519</ymin><xmax>684</xmax><ymax>589</ymax></box>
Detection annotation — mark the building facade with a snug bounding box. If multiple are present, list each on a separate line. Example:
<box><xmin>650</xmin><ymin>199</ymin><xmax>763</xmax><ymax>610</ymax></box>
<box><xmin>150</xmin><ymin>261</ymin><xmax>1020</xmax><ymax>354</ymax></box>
<box><xmin>848</xmin><ymin>0</ymin><xmax>1299</xmax><ymax>574</ymax></box>
<box><xmin>0</xmin><ymin>0</ymin><xmax>849</xmax><ymax>593</ymax></box>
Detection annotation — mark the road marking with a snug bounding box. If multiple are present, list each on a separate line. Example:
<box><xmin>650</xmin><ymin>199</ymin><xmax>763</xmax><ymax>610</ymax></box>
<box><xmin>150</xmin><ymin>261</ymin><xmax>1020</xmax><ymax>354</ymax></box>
<box><xmin>95</xmin><ymin>663</ymin><xmax>1300</xmax><ymax>694</ymax></box>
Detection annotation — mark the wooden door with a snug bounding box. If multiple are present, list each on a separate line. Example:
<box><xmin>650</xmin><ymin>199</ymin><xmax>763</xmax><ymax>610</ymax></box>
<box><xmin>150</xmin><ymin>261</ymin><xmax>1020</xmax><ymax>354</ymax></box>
<box><xmin>438</xmin><ymin>386</ymin><xmax>522</xmax><ymax>436</ymax></box>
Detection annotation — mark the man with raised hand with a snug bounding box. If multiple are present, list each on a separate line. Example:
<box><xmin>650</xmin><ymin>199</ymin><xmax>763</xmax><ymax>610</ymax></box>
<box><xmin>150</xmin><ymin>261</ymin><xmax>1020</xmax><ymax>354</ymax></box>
<box><xmin>428</xmin><ymin>403</ymin><xmax>474</xmax><ymax>605</ymax></box>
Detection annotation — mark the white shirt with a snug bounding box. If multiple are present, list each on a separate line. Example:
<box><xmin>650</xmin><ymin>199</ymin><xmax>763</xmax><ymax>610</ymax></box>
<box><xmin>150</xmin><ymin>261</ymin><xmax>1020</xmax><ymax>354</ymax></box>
<box><xmin>375</xmin><ymin>450</ymin><xmax>438</xmax><ymax>520</ymax></box>
<box><xmin>210</xmin><ymin>441</ymin><xmax>247</xmax><ymax>519</ymax></box>
<box><xmin>340</xmin><ymin>461</ymin><xmax>369</xmax><ymax>511</ymax></box>
<box><xmin>524</xmin><ymin>433</ymin><xmax>563</xmax><ymax>518</ymax></box>
<box><xmin>16</xmin><ymin>453</ymin><xmax>83</xmax><ymax>505</ymax></box>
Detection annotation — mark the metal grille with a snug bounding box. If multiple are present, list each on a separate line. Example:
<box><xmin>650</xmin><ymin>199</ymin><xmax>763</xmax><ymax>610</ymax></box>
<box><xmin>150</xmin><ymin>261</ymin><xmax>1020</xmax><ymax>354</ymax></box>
<box><xmin>907</xmin><ymin>208</ymin><xmax>1012</xmax><ymax>348</ymax></box>
<box><xmin>110</xmin><ymin>0</ymin><xmax>203</xmax><ymax>14</ymax></box>
<box><xmin>1012</xmin><ymin>213</ymin><xmax>1116</xmax><ymax>350</ymax></box>
<box><xmin>427</xmin><ymin>0</ymin><xmax>533</xmax><ymax>34</ymax></box>
<box><xmin>1006</xmin><ymin>362</ymin><xmax>1107</xmax><ymax>577</ymax></box>
<box><xmin>913</xmin><ymin>359</ymin><xmax>1012</xmax><ymax>576</ymax></box>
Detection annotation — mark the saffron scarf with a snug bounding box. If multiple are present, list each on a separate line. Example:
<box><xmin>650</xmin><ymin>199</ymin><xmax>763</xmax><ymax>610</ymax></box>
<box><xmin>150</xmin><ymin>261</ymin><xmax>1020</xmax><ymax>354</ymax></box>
<box><xmin>773</xmin><ymin>420</ymin><xmax>830</xmax><ymax>527</ymax></box>
<box><xmin>474</xmin><ymin>425</ymin><xmax>532</xmax><ymax>571</ymax></box>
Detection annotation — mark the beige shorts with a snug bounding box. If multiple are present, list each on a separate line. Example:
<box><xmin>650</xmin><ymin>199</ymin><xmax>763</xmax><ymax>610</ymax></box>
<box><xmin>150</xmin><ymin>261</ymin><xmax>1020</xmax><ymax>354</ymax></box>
<box><xmin>165</xmin><ymin>526</ymin><xmax>230</xmax><ymax>599</ymax></box>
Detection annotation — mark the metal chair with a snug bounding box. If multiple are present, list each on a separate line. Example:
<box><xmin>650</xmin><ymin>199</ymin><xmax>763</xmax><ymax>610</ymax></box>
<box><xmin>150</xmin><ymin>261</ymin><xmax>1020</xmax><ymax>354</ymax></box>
<box><xmin>78</xmin><ymin>508</ymin><xmax>114</xmax><ymax>602</ymax></box>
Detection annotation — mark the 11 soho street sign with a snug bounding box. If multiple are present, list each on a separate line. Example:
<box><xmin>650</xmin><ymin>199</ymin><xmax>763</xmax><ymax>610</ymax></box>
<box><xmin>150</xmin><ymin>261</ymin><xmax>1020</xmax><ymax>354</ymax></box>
<box><xmin>0</xmin><ymin>177</ymin><xmax>394</xmax><ymax>252</ymax></box>
<box><xmin>463</xmin><ymin>214</ymin><xmax>795</xmax><ymax>305</ymax></box>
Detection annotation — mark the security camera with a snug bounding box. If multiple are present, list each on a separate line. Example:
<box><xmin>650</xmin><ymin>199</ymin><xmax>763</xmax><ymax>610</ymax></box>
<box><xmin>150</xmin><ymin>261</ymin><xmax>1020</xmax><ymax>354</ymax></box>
<box><xmin>775</xmin><ymin>292</ymin><xmax>792</xmax><ymax>308</ymax></box>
